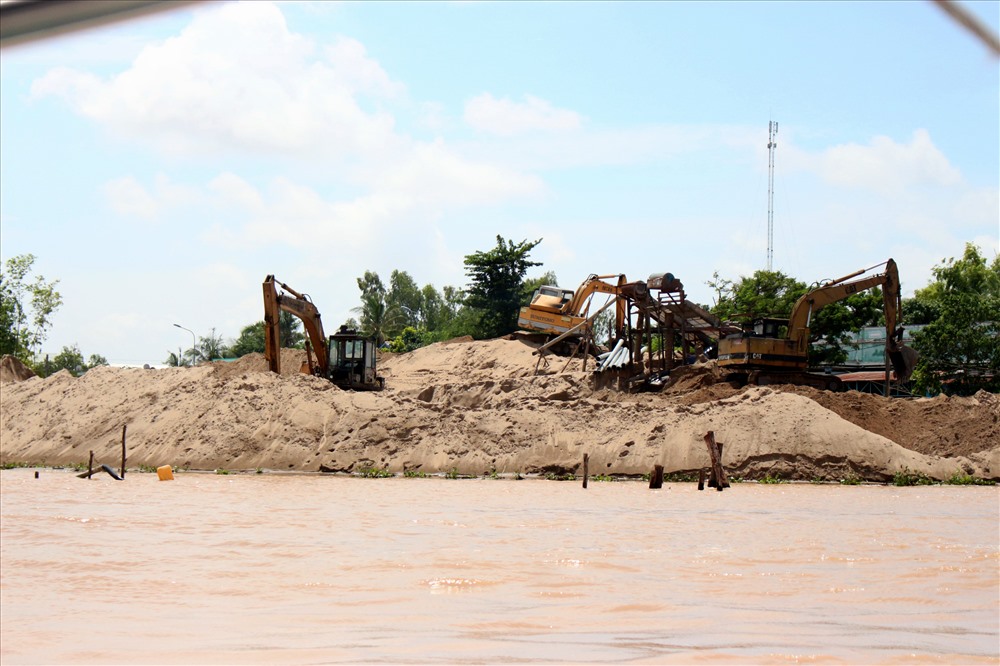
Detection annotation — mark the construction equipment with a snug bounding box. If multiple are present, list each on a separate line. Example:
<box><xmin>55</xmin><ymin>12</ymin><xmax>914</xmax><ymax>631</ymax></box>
<box><xmin>263</xmin><ymin>275</ymin><xmax>384</xmax><ymax>391</ymax></box>
<box><xmin>717</xmin><ymin>259</ymin><xmax>916</xmax><ymax>390</ymax></box>
<box><xmin>518</xmin><ymin>274</ymin><xmax>628</xmax><ymax>339</ymax></box>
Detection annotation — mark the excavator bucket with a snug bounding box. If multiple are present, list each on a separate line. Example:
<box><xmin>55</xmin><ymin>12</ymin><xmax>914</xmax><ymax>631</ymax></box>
<box><xmin>888</xmin><ymin>344</ymin><xmax>917</xmax><ymax>383</ymax></box>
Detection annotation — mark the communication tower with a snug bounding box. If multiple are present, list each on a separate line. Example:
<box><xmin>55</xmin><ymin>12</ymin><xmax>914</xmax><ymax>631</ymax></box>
<box><xmin>766</xmin><ymin>120</ymin><xmax>778</xmax><ymax>271</ymax></box>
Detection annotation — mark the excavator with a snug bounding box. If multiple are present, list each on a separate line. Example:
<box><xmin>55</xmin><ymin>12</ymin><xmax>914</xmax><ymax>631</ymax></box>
<box><xmin>263</xmin><ymin>275</ymin><xmax>384</xmax><ymax>391</ymax></box>
<box><xmin>717</xmin><ymin>258</ymin><xmax>917</xmax><ymax>390</ymax></box>
<box><xmin>517</xmin><ymin>274</ymin><xmax>629</xmax><ymax>340</ymax></box>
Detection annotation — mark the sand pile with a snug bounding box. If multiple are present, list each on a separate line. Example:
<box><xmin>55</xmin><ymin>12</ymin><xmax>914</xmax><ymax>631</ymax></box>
<box><xmin>0</xmin><ymin>355</ymin><xmax>35</xmax><ymax>384</ymax></box>
<box><xmin>1</xmin><ymin>338</ymin><xmax>996</xmax><ymax>480</ymax></box>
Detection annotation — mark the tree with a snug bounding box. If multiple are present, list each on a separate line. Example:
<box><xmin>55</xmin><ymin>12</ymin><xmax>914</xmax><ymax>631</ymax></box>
<box><xmin>279</xmin><ymin>311</ymin><xmax>304</xmax><ymax>349</ymax></box>
<box><xmin>43</xmin><ymin>345</ymin><xmax>108</xmax><ymax>377</ymax></box>
<box><xmin>522</xmin><ymin>270</ymin><xmax>559</xmax><ymax>303</ymax></box>
<box><xmin>0</xmin><ymin>254</ymin><xmax>63</xmax><ymax>362</ymax></box>
<box><xmin>907</xmin><ymin>243</ymin><xmax>1000</xmax><ymax>395</ymax></box>
<box><xmin>230</xmin><ymin>321</ymin><xmax>266</xmax><ymax>357</ymax></box>
<box><xmin>463</xmin><ymin>236</ymin><xmax>542</xmax><ymax>339</ymax></box>
<box><xmin>387</xmin><ymin>270</ymin><xmax>422</xmax><ymax>333</ymax></box>
<box><xmin>353</xmin><ymin>271</ymin><xmax>403</xmax><ymax>345</ymax></box>
<box><xmin>708</xmin><ymin>269</ymin><xmax>805</xmax><ymax>322</ymax></box>
<box><xmin>198</xmin><ymin>328</ymin><xmax>230</xmax><ymax>361</ymax></box>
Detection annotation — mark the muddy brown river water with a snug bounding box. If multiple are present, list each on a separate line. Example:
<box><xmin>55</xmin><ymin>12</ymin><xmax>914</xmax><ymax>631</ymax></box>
<box><xmin>1</xmin><ymin>469</ymin><xmax>997</xmax><ymax>664</ymax></box>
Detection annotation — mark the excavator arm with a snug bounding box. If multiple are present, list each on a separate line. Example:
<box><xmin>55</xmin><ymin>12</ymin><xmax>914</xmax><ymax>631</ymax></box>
<box><xmin>263</xmin><ymin>275</ymin><xmax>329</xmax><ymax>376</ymax></box>
<box><xmin>786</xmin><ymin>259</ymin><xmax>913</xmax><ymax>381</ymax></box>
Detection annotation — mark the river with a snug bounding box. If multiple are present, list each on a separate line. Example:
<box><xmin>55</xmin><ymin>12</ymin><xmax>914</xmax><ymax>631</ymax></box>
<box><xmin>1</xmin><ymin>469</ymin><xmax>997</xmax><ymax>664</ymax></box>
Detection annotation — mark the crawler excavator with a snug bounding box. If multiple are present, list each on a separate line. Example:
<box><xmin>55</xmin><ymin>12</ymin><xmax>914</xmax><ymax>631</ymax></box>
<box><xmin>263</xmin><ymin>275</ymin><xmax>384</xmax><ymax>391</ymax></box>
<box><xmin>518</xmin><ymin>274</ymin><xmax>629</xmax><ymax>339</ymax></box>
<box><xmin>717</xmin><ymin>258</ymin><xmax>916</xmax><ymax>391</ymax></box>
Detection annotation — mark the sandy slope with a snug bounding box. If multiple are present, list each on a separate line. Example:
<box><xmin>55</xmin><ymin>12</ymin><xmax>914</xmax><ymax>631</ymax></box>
<box><xmin>1</xmin><ymin>339</ymin><xmax>997</xmax><ymax>480</ymax></box>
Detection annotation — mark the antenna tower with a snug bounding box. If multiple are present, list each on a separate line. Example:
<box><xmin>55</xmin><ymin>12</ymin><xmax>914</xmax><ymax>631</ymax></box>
<box><xmin>766</xmin><ymin>120</ymin><xmax>778</xmax><ymax>271</ymax></box>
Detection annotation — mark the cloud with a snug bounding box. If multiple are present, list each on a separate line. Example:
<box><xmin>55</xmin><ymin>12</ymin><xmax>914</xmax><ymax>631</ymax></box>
<box><xmin>103</xmin><ymin>174</ymin><xmax>199</xmax><ymax>219</ymax></box>
<box><xmin>31</xmin><ymin>2</ymin><xmax>402</xmax><ymax>158</ymax></box>
<box><xmin>785</xmin><ymin>129</ymin><xmax>962</xmax><ymax>195</ymax></box>
<box><xmin>463</xmin><ymin>93</ymin><xmax>583</xmax><ymax>136</ymax></box>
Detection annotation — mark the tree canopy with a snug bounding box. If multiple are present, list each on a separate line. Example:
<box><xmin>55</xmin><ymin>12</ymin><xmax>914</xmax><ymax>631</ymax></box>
<box><xmin>906</xmin><ymin>243</ymin><xmax>999</xmax><ymax>395</ymax></box>
<box><xmin>463</xmin><ymin>236</ymin><xmax>542</xmax><ymax>339</ymax></box>
<box><xmin>0</xmin><ymin>254</ymin><xmax>63</xmax><ymax>363</ymax></box>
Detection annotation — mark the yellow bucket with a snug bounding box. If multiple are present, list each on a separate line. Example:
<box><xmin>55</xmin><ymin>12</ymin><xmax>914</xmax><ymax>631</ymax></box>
<box><xmin>156</xmin><ymin>465</ymin><xmax>174</xmax><ymax>481</ymax></box>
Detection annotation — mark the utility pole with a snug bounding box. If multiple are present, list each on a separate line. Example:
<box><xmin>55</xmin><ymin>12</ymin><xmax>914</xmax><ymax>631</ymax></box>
<box><xmin>767</xmin><ymin>120</ymin><xmax>778</xmax><ymax>271</ymax></box>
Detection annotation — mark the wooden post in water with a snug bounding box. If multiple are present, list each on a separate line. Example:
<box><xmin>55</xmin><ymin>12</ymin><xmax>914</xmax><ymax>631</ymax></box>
<box><xmin>698</xmin><ymin>468</ymin><xmax>706</xmax><ymax>490</ymax></box>
<box><xmin>649</xmin><ymin>464</ymin><xmax>664</xmax><ymax>489</ymax></box>
<box><xmin>582</xmin><ymin>454</ymin><xmax>589</xmax><ymax>489</ymax></box>
<box><xmin>120</xmin><ymin>425</ymin><xmax>127</xmax><ymax>479</ymax></box>
<box><xmin>703</xmin><ymin>431</ymin><xmax>730</xmax><ymax>491</ymax></box>
<box><xmin>88</xmin><ymin>450</ymin><xmax>94</xmax><ymax>480</ymax></box>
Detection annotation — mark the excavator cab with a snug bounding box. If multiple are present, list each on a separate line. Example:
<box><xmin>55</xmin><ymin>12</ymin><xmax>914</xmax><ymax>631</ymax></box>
<box><xmin>327</xmin><ymin>326</ymin><xmax>384</xmax><ymax>391</ymax></box>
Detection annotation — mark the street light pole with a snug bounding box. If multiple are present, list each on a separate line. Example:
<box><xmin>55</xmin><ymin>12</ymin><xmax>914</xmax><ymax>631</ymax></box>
<box><xmin>173</xmin><ymin>323</ymin><xmax>197</xmax><ymax>366</ymax></box>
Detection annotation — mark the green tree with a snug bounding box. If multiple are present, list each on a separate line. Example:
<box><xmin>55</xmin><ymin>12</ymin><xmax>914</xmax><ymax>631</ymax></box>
<box><xmin>43</xmin><ymin>345</ymin><xmax>108</xmax><ymax>377</ymax></box>
<box><xmin>279</xmin><ymin>311</ymin><xmax>304</xmax><ymax>348</ymax></box>
<box><xmin>198</xmin><ymin>328</ymin><xmax>230</xmax><ymax>361</ymax></box>
<box><xmin>463</xmin><ymin>236</ymin><xmax>542</xmax><ymax>339</ymax></box>
<box><xmin>354</xmin><ymin>271</ymin><xmax>403</xmax><ymax>345</ymax></box>
<box><xmin>522</xmin><ymin>270</ymin><xmax>559</xmax><ymax>303</ymax></box>
<box><xmin>908</xmin><ymin>243</ymin><xmax>1000</xmax><ymax>395</ymax></box>
<box><xmin>387</xmin><ymin>326</ymin><xmax>423</xmax><ymax>353</ymax></box>
<box><xmin>0</xmin><ymin>254</ymin><xmax>63</xmax><ymax>362</ymax></box>
<box><xmin>387</xmin><ymin>270</ymin><xmax>422</xmax><ymax>333</ymax></box>
<box><xmin>708</xmin><ymin>269</ymin><xmax>805</xmax><ymax>322</ymax></box>
<box><xmin>230</xmin><ymin>321</ymin><xmax>266</xmax><ymax>357</ymax></box>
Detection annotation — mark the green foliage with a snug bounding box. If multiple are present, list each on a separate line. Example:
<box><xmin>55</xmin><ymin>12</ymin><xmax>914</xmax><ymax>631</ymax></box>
<box><xmin>387</xmin><ymin>270</ymin><xmax>422</xmax><ymax>334</ymax></box>
<box><xmin>230</xmin><ymin>321</ymin><xmax>266</xmax><ymax>357</ymax></box>
<box><xmin>354</xmin><ymin>271</ymin><xmax>395</xmax><ymax>345</ymax></box>
<box><xmin>34</xmin><ymin>344</ymin><xmax>109</xmax><ymax>378</ymax></box>
<box><xmin>387</xmin><ymin>326</ymin><xmax>424</xmax><ymax>353</ymax></box>
<box><xmin>403</xmin><ymin>469</ymin><xmax>428</xmax><ymax>478</ymax></box>
<box><xmin>198</xmin><ymin>328</ymin><xmax>231</xmax><ymax>362</ymax></box>
<box><xmin>907</xmin><ymin>244</ymin><xmax>1000</xmax><ymax>395</ymax></box>
<box><xmin>758</xmin><ymin>474</ymin><xmax>787</xmax><ymax>484</ymax></box>
<box><xmin>357</xmin><ymin>467</ymin><xmax>393</xmax><ymax>478</ymax></box>
<box><xmin>840</xmin><ymin>474</ymin><xmax>863</xmax><ymax>485</ymax></box>
<box><xmin>590</xmin><ymin>474</ymin><xmax>616</xmax><ymax>482</ymax></box>
<box><xmin>137</xmin><ymin>464</ymin><xmax>157</xmax><ymax>473</ymax></box>
<box><xmin>708</xmin><ymin>269</ymin><xmax>805</xmax><ymax>322</ymax></box>
<box><xmin>215</xmin><ymin>468</ymin><xmax>230</xmax><ymax>475</ymax></box>
<box><xmin>0</xmin><ymin>254</ymin><xmax>63</xmax><ymax>362</ymax></box>
<box><xmin>545</xmin><ymin>472</ymin><xmax>576</xmax><ymax>481</ymax></box>
<box><xmin>445</xmin><ymin>467</ymin><xmax>460</xmax><ymax>479</ymax></box>
<box><xmin>0</xmin><ymin>461</ymin><xmax>36</xmax><ymax>469</ymax></box>
<box><xmin>892</xmin><ymin>468</ymin><xmax>934</xmax><ymax>486</ymax></box>
<box><xmin>463</xmin><ymin>236</ymin><xmax>542</xmax><ymax>339</ymax></box>
<box><xmin>809</xmin><ymin>290</ymin><xmax>884</xmax><ymax>365</ymax></box>
<box><xmin>483</xmin><ymin>467</ymin><xmax>500</xmax><ymax>479</ymax></box>
<box><xmin>521</xmin><ymin>270</ymin><xmax>559</xmax><ymax>303</ymax></box>
<box><xmin>944</xmin><ymin>472</ymin><xmax>995</xmax><ymax>486</ymax></box>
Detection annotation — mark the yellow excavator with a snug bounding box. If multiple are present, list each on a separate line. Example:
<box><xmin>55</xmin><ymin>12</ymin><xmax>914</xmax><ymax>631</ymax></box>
<box><xmin>263</xmin><ymin>275</ymin><xmax>384</xmax><ymax>391</ymax></box>
<box><xmin>717</xmin><ymin>259</ymin><xmax>916</xmax><ymax>390</ymax></box>
<box><xmin>517</xmin><ymin>274</ymin><xmax>629</xmax><ymax>338</ymax></box>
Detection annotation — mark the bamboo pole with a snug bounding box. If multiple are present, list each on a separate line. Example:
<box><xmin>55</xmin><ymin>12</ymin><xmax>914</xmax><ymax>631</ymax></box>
<box><xmin>120</xmin><ymin>425</ymin><xmax>127</xmax><ymax>479</ymax></box>
<box><xmin>582</xmin><ymin>453</ymin><xmax>589</xmax><ymax>489</ymax></box>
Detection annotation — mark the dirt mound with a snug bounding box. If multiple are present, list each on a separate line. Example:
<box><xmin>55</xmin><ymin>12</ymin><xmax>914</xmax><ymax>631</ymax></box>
<box><xmin>782</xmin><ymin>385</ymin><xmax>999</xmax><ymax>458</ymax></box>
<box><xmin>0</xmin><ymin>355</ymin><xmax>35</xmax><ymax>384</ymax></box>
<box><xmin>1</xmin><ymin>338</ymin><xmax>996</xmax><ymax>480</ymax></box>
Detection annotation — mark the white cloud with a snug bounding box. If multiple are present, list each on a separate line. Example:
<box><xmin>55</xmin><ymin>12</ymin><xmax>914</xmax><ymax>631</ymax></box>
<box><xmin>103</xmin><ymin>177</ymin><xmax>158</xmax><ymax>219</ymax></box>
<box><xmin>463</xmin><ymin>93</ymin><xmax>582</xmax><ymax>136</ymax></box>
<box><xmin>103</xmin><ymin>174</ymin><xmax>200</xmax><ymax>219</ymax></box>
<box><xmin>785</xmin><ymin>129</ymin><xmax>962</xmax><ymax>195</ymax></box>
<box><xmin>30</xmin><ymin>2</ymin><xmax>402</xmax><ymax>158</ymax></box>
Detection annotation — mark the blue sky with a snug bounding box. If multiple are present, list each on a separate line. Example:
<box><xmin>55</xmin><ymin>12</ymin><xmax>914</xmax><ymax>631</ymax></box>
<box><xmin>1</xmin><ymin>1</ymin><xmax>997</xmax><ymax>366</ymax></box>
